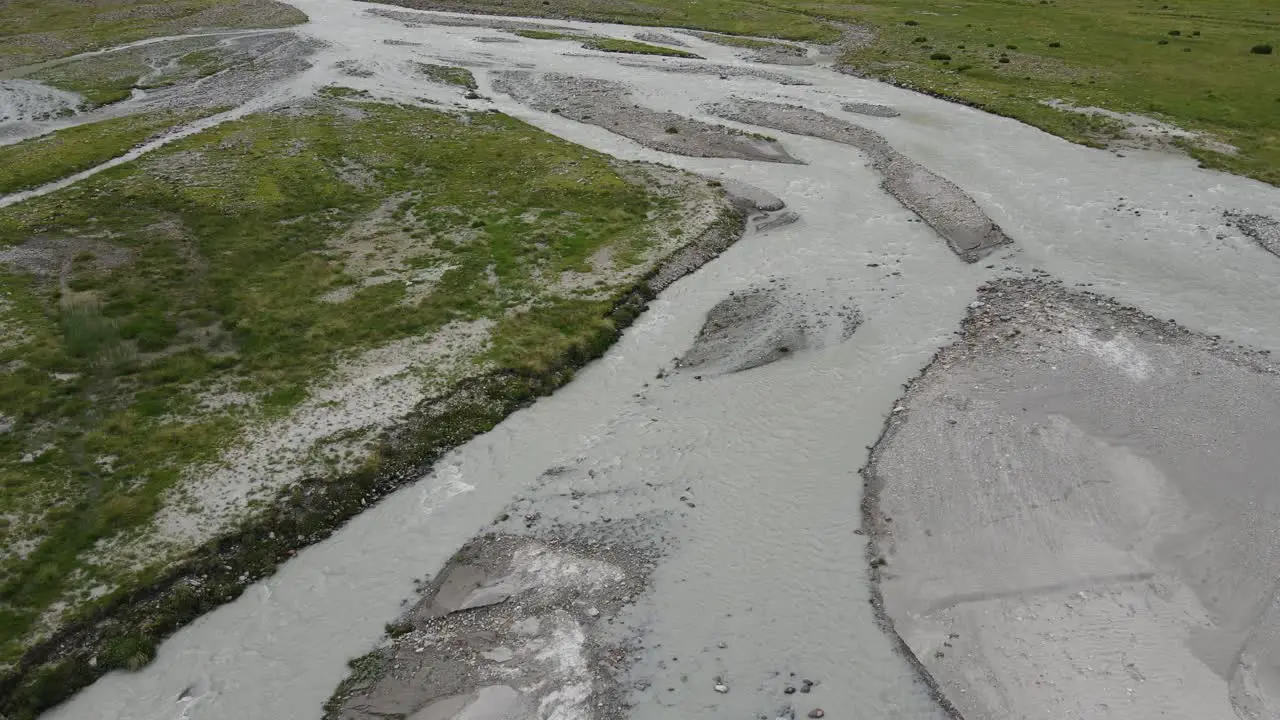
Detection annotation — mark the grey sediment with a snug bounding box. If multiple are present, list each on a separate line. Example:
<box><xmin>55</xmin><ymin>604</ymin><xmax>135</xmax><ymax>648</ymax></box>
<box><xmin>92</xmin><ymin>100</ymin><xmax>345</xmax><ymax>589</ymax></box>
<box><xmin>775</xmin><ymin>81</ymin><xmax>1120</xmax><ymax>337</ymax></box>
<box><xmin>674</xmin><ymin>281</ymin><xmax>860</xmax><ymax>375</ymax></box>
<box><xmin>681</xmin><ymin>30</ymin><xmax>811</xmax><ymax>66</ymax></box>
<box><xmin>841</xmin><ymin>101</ymin><xmax>899</xmax><ymax>118</ymax></box>
<box><xmin>611</xmin><ymin>59</ymin><xmax>811</xmax><ymax>86</ymax></box>
<box><xmin>365</xmin><ymin>6</ymin><xmax>581</xmax><ymax>34</ymax></box>
<box><xmin>707</xmin><ymin>98</ymin><xmax>1010</xmax><ymax>261</ymax></box>
<box><xmin>1225</xmin><ymin>210</ymin><xmax>1280</xmax><ymax>258</ymax></box>
<box><xmin>861</xmin><ymin>276</ymin><xmax>1280</xmax><ymax>719</ymax></box>
<box><xmin>0</xmin><ymin>186</ymin><xmax>747</xmax><ymax>720</ymax></box>
<box><xmin>633</xmin><ymin>31</ymin><xmax>688</xmax><ymax>47</ymax></box>
<box><xmin>753</xmin><ymin>209</ymin><xmax>799</xmax><ymax>233</ymax></box>
<box><xmin>492</xmin><ymin>72</ymin><xmax>802</xmax><ymax>164</ymax></box>
<box><xmin>323</xmin><ymin>531</ymin><xmax>655</xmax><ymax>720</ymax></box>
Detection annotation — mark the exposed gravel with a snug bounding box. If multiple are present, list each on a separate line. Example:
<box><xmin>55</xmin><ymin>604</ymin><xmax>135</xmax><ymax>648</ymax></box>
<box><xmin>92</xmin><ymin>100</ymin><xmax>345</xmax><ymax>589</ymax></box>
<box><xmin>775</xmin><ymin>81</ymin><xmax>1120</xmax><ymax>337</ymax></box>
<box><xmin>708</xmin><ymin>98</ymin><xmax>1012</xmax><ymax>261</ymax></box>
<box><xmin>682</xmin><ymin>31</ymin><xmax>812</xmax><ymax>66</ymax></box>
<box><xmin>611</xmin><ymin>58</ymin><xmax>811</xmax><ymax>85</ymax></box>
<box><xmin>675</xmin><ymin>280</ymin><xmax>860</xmax><ymax>375</ymax></box>
<box><xmin>492</xmin><ymin>71</ymin><xmax>801</xmax><ymax>163</ymax></box>
<box><xmin>325</xmin><ymin>533</ymin><xmax>652</xmax><ymax>720</ymax></box>
<box><xmin>864</xmin><ymin>276</ymin><xmax>1280</xmax><ymax>720</ymax></box>
<box><xmin>1226</xmin><ymin>211</ymin><xmax>1280</xmax><ymax>258</ymax></box>
<box><xmin>366</xmin><ymin>6</ymin><xmax>579</xmax><ymax>34</ymax></box>
<box><xmin>718</xmin><ymin>178</ymin><xmax>785</xmax><ymax>212</ymax></box>
<box><xmin>841</xmin><ymin>101</ymin><xmax>899</xmax><ymax>118</ymax></box>
<box><xmin>633</xmin><ymin>32</ymin><xmax>687</xmax><ymax>47</ymax></box>
<box><xmin>0</xmin><ymin>80</ymin><xmax>80</xmax><ymax>127</ymax></box>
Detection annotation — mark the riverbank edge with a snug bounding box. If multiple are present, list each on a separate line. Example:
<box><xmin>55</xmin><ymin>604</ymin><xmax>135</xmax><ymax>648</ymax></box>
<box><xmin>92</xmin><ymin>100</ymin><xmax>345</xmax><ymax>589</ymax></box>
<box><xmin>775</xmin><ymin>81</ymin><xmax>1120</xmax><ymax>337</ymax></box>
<box><xmin>0</xmin><ymin>199</ymin><xmax>747</xmax><ymax>720</ymax></box>
<box><xmin>358</xmin><ymin>0</ymin><xmax>1270</xmax><ymax>187</ymax></box>
<box><xmin>858</xmin><ymin>343</ymin><xmax>968</xmax><ymax>720</ymax></box>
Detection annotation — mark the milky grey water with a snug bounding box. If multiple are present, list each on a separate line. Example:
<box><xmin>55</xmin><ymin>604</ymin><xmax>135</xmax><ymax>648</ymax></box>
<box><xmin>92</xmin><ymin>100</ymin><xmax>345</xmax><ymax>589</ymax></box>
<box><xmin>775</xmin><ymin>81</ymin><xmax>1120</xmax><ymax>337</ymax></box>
<box><xmin>31</xmin><ymin>0</ymin><xmax>1280</xmax><ymax>717</ymax></box>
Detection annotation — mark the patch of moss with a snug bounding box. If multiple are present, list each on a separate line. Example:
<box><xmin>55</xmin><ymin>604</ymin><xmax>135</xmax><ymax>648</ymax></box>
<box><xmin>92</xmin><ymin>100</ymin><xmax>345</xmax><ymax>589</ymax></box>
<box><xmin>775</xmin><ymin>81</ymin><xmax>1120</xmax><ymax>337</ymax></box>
<box><xmin>415</xmin><ymin>62</ymin><xmax>478</xmax><ymax>89</ymax></box>
<box><xmin>513</xmin><ymin>29</ymin><xmax>580</xmax><ymax>40</ymax></box>
<box><xmin>514</xmin><ymin>29</ymin><xmax>701</xmax><ymax>57</ymax></box>
<box><xmin>583</xmin><ymin>37</ymin><xmax>703</xmax><ymax>58</ymax></box>
<box><xmin>318</xmin><ymin>85</ymin><xmax>373</xmax><ymax>98</ymax></box>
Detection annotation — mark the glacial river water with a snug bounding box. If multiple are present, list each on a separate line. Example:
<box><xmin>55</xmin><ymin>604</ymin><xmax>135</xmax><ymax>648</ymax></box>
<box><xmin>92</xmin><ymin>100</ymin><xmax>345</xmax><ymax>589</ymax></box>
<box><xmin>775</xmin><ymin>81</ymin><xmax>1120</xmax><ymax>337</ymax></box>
<box><xmin>10</xmin><ymin>0</ymin><xmax>1280</xmax><ymax>717</ymax></box>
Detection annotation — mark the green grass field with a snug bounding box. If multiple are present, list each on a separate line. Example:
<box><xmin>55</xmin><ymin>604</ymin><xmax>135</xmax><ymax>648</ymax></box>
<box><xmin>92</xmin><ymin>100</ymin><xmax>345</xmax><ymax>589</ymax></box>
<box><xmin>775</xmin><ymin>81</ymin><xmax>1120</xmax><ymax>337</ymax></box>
<box><xmin>0</xmin><ymin>98</ymin><xmax>682</xmax><ymax>666</ymax></box>
<box><xmin>835</xmin><ymin>0</ymin><xmax>1280</xmax><ymax>185</ymax></box>
<box><xmin>0</xmin><ymin>111</ymin><xmax>210</xmax><ymax>194</ymax></box>
<box><xmin>380</xmin><ymin>0</ymin><xmax>1279</xmax><ymax>185</ymax></box>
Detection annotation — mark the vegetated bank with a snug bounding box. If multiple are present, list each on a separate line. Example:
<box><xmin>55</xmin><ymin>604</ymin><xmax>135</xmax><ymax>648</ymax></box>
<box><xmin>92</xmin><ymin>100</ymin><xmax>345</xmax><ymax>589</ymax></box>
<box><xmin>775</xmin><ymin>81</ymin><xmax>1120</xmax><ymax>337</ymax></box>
<box><xmin>512</xmin><ymin>29</ymin><xmax>702</xmax><ymax>57</ymax></box>
<box><xmin>0</xmin><ymin>95</ymin><xmax>743</xmax><ymax>719</ymax></box>
<box><xmin>368</xmin><ymin>0</ymin><xmax>1280</xmax><ymax>186</ymax></box>
<box><xmin>0</xmin><ymin>0</ymin><xmax>305</xmax><ymax>72</ymax></box>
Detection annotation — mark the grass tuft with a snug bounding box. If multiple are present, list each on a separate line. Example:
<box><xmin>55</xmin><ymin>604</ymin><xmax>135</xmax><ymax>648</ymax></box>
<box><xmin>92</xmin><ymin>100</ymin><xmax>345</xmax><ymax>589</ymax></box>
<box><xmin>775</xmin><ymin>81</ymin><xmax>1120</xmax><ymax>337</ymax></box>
<box><xmin>583</xmin><ymin>37</ymin><xmax>702</xmax><ymax>57</ymax></box>
<box><xmin>414</xmin><ymin>62</ymin><xmax>478</xmax><ymax>89</ymax></box>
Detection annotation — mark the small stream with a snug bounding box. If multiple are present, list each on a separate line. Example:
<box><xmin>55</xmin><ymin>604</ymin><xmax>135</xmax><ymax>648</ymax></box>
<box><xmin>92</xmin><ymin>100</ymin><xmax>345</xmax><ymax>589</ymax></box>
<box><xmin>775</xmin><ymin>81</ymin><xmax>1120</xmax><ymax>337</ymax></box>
<box><xmin>22</xmin><ymin>1</ymin><xmax>1280</xmax><ymax>718</ymax></box>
